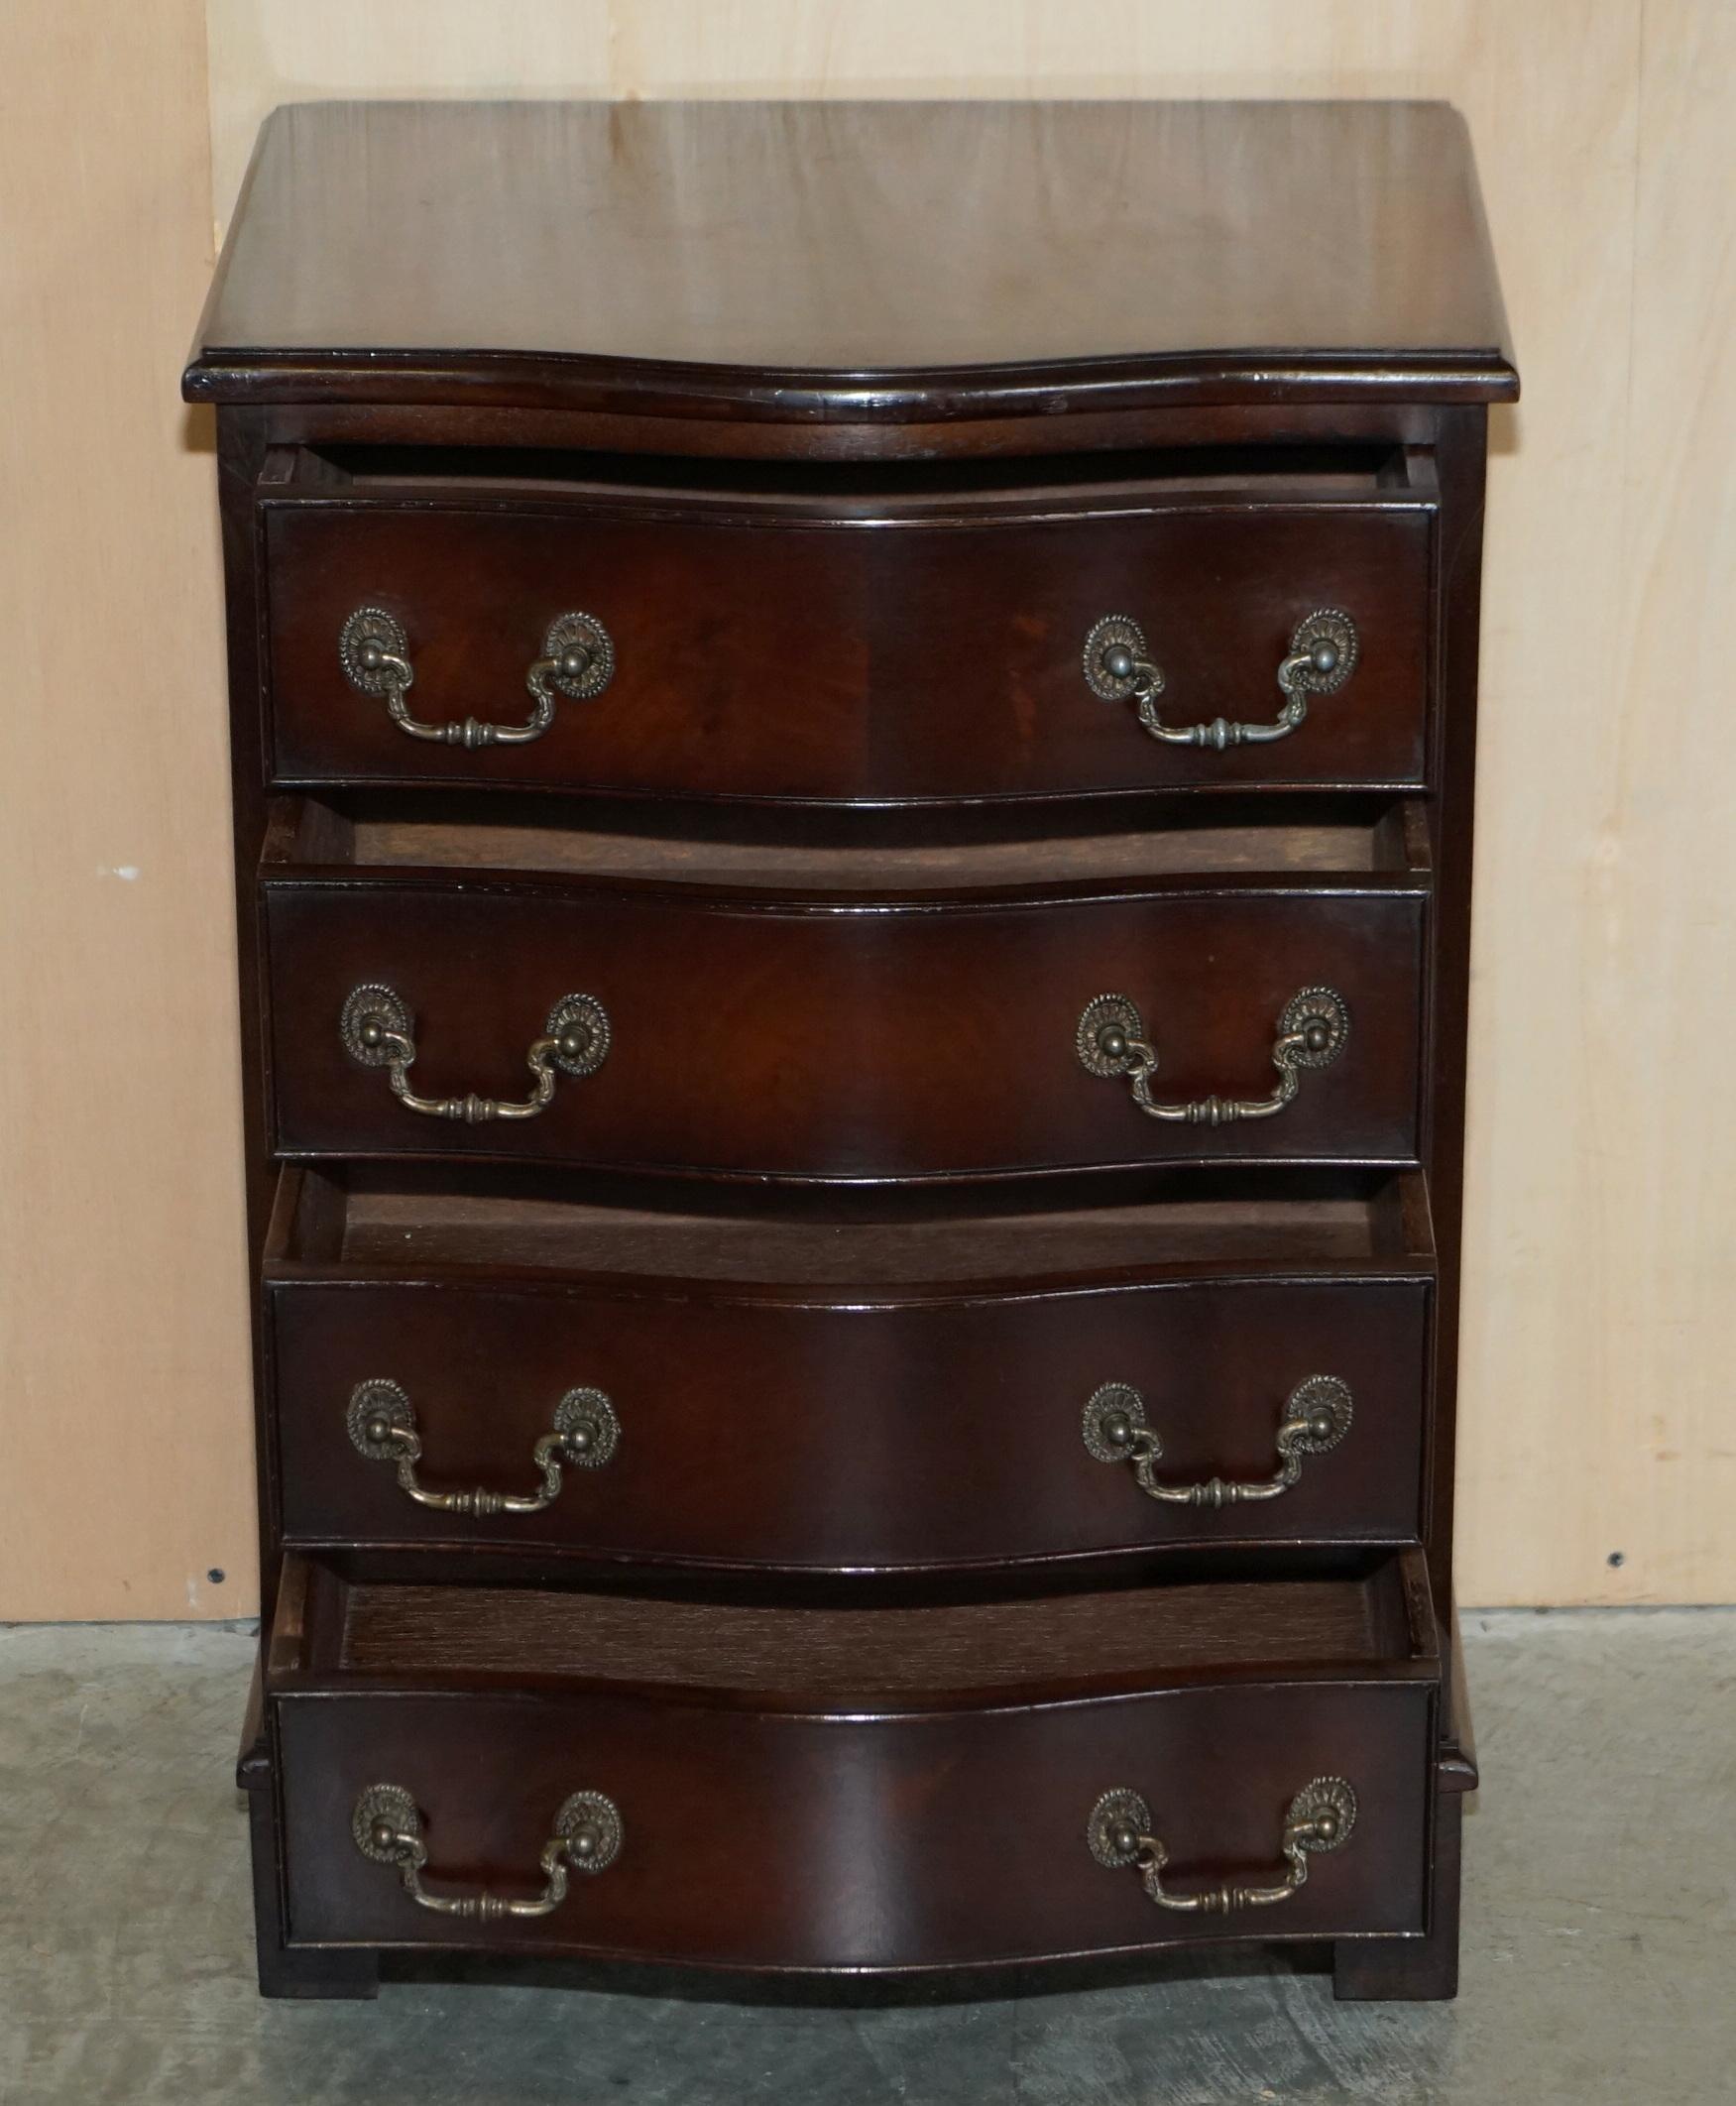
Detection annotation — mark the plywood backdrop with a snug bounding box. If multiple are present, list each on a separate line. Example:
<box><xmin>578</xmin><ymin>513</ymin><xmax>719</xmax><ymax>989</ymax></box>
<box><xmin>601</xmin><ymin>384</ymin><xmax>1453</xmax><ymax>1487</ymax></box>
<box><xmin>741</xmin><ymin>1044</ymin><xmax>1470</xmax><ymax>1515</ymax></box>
<box><xmin>0</xmin><ymin>1</ymin><xmax>254</xmax><ymax>1620</ymax></box>
<box><xmin>2</xmin><ymin>2</ymin><xmax>1730</xmax><ymax>1615</ymax></box>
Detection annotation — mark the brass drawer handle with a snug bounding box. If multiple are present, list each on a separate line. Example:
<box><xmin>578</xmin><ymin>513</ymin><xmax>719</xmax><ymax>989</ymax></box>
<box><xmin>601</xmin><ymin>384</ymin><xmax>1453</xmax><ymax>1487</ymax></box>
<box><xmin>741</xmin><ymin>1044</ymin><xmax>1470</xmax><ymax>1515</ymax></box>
<box><xmin>340</xmin><ymin>606</ymin><xmax>615</xmax><ymax>750</ymax></box>
<box><xmin>353</xmin><ymin>1784</ymin><xmax>622</xmax><ymax>1922</ymax></box>
<box><xmin>1083</xmin><ymin>1374</ymin><xmax>1352</xmax><ymax>1506</ymax></box>
<box><xmin>1076</xmin><ymin>985</ymin><xmax>1348</xmax><ymax>1127</ymax></box>
<box><xmin>340</xmin><ymin>983</ymin><xmax>609</xmax><ymax>1124</ymax></box>
<box><xmin>1089</xmin><ymin>1778</ymin><xmax>1356</xmax><ymax>1915</ymax></box>
<box><xmin>1084</xmin><ymin>609</ymin><xmax>1357</xmax><ymax>752</ymax></box>
<box><xmin>347</xmin><ymin>1379</ymin><xmax>619</xmax><ymax>1516</ymax></box>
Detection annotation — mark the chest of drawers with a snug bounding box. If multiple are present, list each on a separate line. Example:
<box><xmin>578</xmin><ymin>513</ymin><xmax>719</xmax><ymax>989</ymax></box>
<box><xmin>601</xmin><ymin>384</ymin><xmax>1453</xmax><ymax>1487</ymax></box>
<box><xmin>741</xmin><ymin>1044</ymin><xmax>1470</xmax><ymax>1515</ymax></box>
<box><xmin>185</xmin><ymin>97</ymin><xmax>1514</xmax><ymax>2004</ymax></box>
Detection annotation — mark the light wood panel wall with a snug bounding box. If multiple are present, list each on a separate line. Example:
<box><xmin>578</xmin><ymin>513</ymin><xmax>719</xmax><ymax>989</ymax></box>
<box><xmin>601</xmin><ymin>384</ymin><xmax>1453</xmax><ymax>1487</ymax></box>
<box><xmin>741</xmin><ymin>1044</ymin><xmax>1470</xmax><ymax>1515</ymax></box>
<box><xmin>3</xmin><ymin>3</ymin><xmax>1728</xmax><ymax>1613</ymax></box>
<box><xmin>0</xmin><ymin>2</ymin><xmax>254</xmax><ymax>1619</ymax></box>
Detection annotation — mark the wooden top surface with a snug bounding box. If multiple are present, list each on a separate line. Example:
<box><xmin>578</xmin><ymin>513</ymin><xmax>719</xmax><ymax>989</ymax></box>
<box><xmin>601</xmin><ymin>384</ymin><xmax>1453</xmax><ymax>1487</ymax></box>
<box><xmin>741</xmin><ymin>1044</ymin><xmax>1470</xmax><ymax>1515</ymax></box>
<box><xmin>185</xmin><ymin>99</ymin><xmax>1516</xmax><ymax>419</ymax></box>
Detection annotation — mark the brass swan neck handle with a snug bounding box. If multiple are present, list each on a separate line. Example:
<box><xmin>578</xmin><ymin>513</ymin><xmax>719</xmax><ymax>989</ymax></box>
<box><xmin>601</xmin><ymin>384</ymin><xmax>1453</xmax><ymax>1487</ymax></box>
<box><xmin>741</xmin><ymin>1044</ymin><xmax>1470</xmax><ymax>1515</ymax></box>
<box><xmin>346</xmin><ymin>1379</ymin><xmax>620</xmax><ymax>1517</ymax></box>
<box><xmin>1088</xmin><ymin>1779</ymin><xmax>1356</xmax><ymax>1915</ymax></box>
<box><xmin>1082</xmin><ymin>1375</ymin><xmax>1353</xmax><ymax>1507</ymax></box>
<box><xmin>1083</xmin><ymin>609</ymin><xmax>1358</xmax><ymax>752</ymax></box>
<box><xmin>339</xmin><ymin>983</ymin><xmax>609</xmax><ymax>1124</ymax></box>
<box><xmin>353</xmin><ymin>1785</ymin><xmax>623</xmax><ymax>1922</ymax></box>
<box><xmin>340</xmin><ymin>606</ymin><xmax>614</xmax><ymax>750</ymax></box>
<box><xmin>1077</xmin><ymin>986</ymin><xmax>1349</xmax><ymax>1128</ymax></box>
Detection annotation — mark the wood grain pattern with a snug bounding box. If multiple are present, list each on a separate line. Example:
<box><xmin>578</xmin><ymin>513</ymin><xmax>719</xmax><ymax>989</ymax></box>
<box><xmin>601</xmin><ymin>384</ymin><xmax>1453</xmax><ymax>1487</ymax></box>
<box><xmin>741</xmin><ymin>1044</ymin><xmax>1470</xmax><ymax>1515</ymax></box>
<box><xmin>4</xmin><ymin>6</ymin><xmax>1728</xmax><ymax>1615</ymax></box>
<box><xmin>275</xmin><ymin>1673</ymin><xmax>1435</xmax><ymax>1967</ymax></box>
<box><xmin>195</xmin><ymin>0</ymin><xmax>1736</xmax><ymax>1608</ymax></box>
<box><xmin>260</xmin><ymin>871</ymin><xmax>1427</xmax><ymax>1179</ymax></box>
<box><xmin>213</xmin><ymin>96</ymin><xmax>1477</xmax><ymax>1997</ymax></box>
<box><xmin>267</xmin><ymin>1167</ymin><xmax>1430</xmax><ymax>1575</ymax></box>
<box><xmin>332</xmin><ymin>810</ymin><xmax>1405</xmax><ymax>885</ymax></box>
<box><xmin>300</xmin><ymin>1168</ymin><xmax>1413</xmax><ymax>1278</ymax></box>
<box><xmin>186</xmin><ymin>99</ymin><xmax>1514</xmax><ymax>410</ymax></box>
<box><xmin>1454</xmin><ymin>0</ymin><xmax>1736</xmax><ymax>1606</ymax></box>
<box><xmin>259</xmin><ymin>478</ymin><xmax>1436</xmax><ymax>801</ymax></box>
<box><xmin>0</xmin><ymin>2</ymin><xmax>255</xmax><ymax>1619</ymax></box>
<box><xmin>266</xmin><ymin>1549</ymin><xmax>1437</xmax><ymax>1970</ymax></box>
<box><xmin>330</xmin><ymin>1568</ymin><xmax>1402</xmax><ymax>1692</ymax></box>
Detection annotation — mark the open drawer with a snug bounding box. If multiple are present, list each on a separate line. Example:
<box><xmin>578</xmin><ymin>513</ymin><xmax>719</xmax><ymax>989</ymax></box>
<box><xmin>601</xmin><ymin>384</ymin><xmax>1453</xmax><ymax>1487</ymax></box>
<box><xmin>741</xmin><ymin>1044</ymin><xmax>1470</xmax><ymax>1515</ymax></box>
<box><xmin>266</xmin><ymin>1164</ymin><xmax>1435</xmax><ymax>1576</ymax></box>
<box><xmin>266</xmin><ymin>1549</ymin><xmax>1443</xmax><ymax>1973</ymax></box>
<box><xmin>259</xmin><ymin>795</ymin><xmax>1431</xmax><ymax>1180</ymax></box>
<box><xmin>258</xmin><ymin>444</ymin><xmax>1437</xmax><ymax>804</ymax></box>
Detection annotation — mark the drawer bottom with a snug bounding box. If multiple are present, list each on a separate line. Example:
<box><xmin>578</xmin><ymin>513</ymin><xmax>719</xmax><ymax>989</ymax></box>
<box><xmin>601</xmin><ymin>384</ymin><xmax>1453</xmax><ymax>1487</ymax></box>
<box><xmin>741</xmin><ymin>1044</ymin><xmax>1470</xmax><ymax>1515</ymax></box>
<box><xmin>255</xmin><ymin>1553</ymin><xmax>1455</xmax><ymax>1984</ymax></box>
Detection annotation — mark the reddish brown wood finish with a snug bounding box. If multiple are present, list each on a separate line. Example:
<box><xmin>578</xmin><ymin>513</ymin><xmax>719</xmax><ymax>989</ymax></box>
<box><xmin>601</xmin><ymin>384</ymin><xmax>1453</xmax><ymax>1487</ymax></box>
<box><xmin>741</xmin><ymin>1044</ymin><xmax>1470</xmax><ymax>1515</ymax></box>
<box><xmin>1415</xmin><ymin>407</ymin><xmax>1490</xmax><ymax>1648</ymax></box>
<box><xmin>262</xmin><ymin>478</ymin><xmax>1435</xmax><ymax>801</ymax></box>
<box><xmin>270</xmin><ymin>1553</ymin><xmax>1438</xmax><ymax>1972</ymax></box>
<box><xmin>261</xmin><ymin>871</ymin><xmax>1426</xmax><ymax>1179</ymax></box>
<box><xmin>185</xmin><ymin>101</ymin><xmax>1517</xmax><ymax>417</ymax></box>
<box><xmin>188</xmin><ymin>99</ymin><xmax>1508</xmax><ymax>2006</ymax></box>
<box><xmin>266</xmin><ymin>1169</ymin><xmax>1433</xmax><ymax>1574</ymax></box>
<box><xmin>1334</xmin><ymin>1782</ymin><xmax>1463</xmax><ymax>2001</ymax></box>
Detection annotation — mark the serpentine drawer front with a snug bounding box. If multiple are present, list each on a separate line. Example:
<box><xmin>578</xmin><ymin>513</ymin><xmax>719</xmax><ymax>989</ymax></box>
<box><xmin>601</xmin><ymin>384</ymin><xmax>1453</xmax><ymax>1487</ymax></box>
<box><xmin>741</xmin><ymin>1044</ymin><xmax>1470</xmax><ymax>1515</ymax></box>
<box><xmin>261</xmin><ymin>479</ymin><xmax>1435</xmax><ymax>802</ymax></box>
<box><xmin>189</xmin><ymin>99</ymin><xmax>1511</xmax><ymax>2003</ymax></box>
<box><xmin>266</xmin><ymin>1167</ymin><xmax>1433</xmax><ymax>1572</ymax></box>
<box><xmin>268</xmin><ymin>1553</ymin><xmax>1439</xmax><ymax>1969</ymax></box>
<box><xmin>259</xmin><ymin>803</ymin><xmax>1429</xmax><ymax>1178</ymax></box>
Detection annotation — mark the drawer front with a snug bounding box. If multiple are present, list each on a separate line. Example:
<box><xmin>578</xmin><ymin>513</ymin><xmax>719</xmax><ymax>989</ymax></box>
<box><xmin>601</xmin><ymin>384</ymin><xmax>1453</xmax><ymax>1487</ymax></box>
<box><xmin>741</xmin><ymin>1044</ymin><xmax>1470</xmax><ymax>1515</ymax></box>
<box><xmin>276</xmin><ymin>1680</ymin><xmax>1433</xmax><ymax>1967</ymax></box>
<box><xmin>274</xmin><ymin>1276</ymin><xmax>1429</xmax><ymax>1569</ymax></box>
<box><xmin>262</xmin><ymin>883</ymin><xmax>1426</xmax><ymax>1177</ymax></box>
<box><xmin>263</xmin><ymin>499</ymin><xmax>1434</xmax><ymax>801</ymax></box>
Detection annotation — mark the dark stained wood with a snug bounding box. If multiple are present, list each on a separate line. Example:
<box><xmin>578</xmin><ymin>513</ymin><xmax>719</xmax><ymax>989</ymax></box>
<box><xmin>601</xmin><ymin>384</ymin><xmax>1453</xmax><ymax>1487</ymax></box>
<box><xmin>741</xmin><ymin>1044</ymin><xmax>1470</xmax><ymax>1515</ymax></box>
<box><xmin>261</xmin><ymin>870</ymin><xmax>1426</xmax><ymax>1179</ymax></box>
<box><xmin>1334</xmin><ymin>1782</ymin><xmax>1461</xmax><ymax>2001</ymax></box>
<box><xmin>270</xmin><ymin>1550</ymin><xmax>1436</xmax><ymax>1971</ymax></box>
<box><xmin>1439</xmin><ymin>1596</ymin><xmax>1480</xmax><ymax>1796</ymax></box>
<box><xmin>267</xmin><ymin>1167</ymin><xmax>1432</xmax><ymax>1575</ymax></box>
<box><xmin>278</xmin><ymin>1683</ymin><xmax>1435</xmax><ymax>1970</ymax></box>
<box><xmin>1416</xmin><ymin>407</ymin><xmax>1489</xmax><ymax>1677</ymax></box>
<box><xmin>260</xmin><ymin>475</ymin><xmax>1435</xmax><ymax>802</ymax></box>
<box><xmin>194</xmin><ymin>96</ymin><xmax>1505</xmax><ymax>2003</ymax></box>
<box><xmin>262</xmin><ymin>398</ymin><xmax>1446</xmax><ymax>467</ymax></box>
<box><xmin>184</xmin><ymin>100</ymin><xmax>1516</xmax><ymax>417</ymax></box>
<box><xmin>244</xmin><ymin>1772</ymin><xmax>380</xmax><ymax>2000</ymax></box>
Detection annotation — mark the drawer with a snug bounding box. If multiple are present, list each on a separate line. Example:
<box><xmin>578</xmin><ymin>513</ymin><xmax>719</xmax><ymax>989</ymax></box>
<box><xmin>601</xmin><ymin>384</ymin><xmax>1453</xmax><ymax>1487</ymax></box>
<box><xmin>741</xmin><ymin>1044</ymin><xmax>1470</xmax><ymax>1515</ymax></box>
<box><xmin>269</xmin><ymin>1551</ymin><xmax>1440</xmax><ymax>1970</ymax></box>
<box><xmin>267</xmin><ymin>1166</ymin><xmax>1433</xmax><ymax>1573</ymax></box>
<box><xmin>260</xmin><ymin>457</ymin><xmax>1436</xmax><ymax>803</ymax></box>
<box><xmin>260</xmin><ymin>800</ymin><xmax>1429</xmax><ymax>1179</ymax></box>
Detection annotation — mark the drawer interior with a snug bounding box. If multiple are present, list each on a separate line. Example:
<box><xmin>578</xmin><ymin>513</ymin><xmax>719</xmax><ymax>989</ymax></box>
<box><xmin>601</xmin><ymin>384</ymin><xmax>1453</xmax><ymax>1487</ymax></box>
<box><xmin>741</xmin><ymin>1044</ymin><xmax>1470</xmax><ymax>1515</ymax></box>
<box><xmin>271</xmin><ymin>1165</ymin><xmax>1434</xmax><ymax>1286</ymax></box>
<box><xmin>267</xmin><ymin>792</ymin><xmax>1429</xmax><ymax>891</ymax></box>
<box><xmin>271</xmin><ymin>1548</ymin><xmax>1440</xmax><ymax>1965</ymax></box>
<box><xmin>293</xmin><ymin>436</ymin><xmax>1423</xmax><ymax>508</ymax></box>
<box><xmin>276</xmin><ymin>1549</ymin><xmax>1438</xmax><ymax>1704</ymax></box>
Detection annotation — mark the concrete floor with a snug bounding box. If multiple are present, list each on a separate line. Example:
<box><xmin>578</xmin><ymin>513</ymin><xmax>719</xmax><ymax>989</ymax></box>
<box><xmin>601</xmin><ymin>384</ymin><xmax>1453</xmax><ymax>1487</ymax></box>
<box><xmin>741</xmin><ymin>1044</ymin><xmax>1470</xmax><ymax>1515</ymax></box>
<box><xmin>0</xmin><ymin>1611</ymin><xmax>1730</xmax><ymax>2105</ymax></box>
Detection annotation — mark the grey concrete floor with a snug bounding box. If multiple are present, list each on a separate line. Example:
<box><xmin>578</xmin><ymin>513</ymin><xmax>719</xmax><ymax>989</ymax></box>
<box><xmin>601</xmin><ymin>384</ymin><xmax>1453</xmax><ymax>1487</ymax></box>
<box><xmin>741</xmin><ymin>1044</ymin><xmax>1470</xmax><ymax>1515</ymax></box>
<box><xmin>0</xmin><ymin>1610</ymin><xmax>1731</xmax><ymax>2105</ymax></box>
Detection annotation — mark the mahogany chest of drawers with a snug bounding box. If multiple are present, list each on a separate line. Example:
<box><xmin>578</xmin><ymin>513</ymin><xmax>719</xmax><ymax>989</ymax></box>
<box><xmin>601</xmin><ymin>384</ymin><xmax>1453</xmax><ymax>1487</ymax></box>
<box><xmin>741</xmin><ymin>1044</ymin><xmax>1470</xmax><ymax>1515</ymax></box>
<box><xmin>184</xmin><ymin>98</ymin><xmax>1515</xmax><ymax>2003</ymax></box>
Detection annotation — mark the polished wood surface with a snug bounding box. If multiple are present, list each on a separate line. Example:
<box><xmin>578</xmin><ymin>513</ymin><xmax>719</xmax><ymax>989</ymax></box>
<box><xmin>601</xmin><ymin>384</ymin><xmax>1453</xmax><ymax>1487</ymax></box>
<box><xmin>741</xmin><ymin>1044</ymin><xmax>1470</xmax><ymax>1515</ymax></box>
<box><xmin>271</xmin><ymin>1551</ymin><xmax>1436</xmax><ymax>1970</ymax></box>
<box><xmin>267</xmin><ymin>1166</ymin><xmax>1431</xmax><ymax>1574</ymax></box>
<box><xmin>186</xmin><ymin>100</ymin><xmax>1516</xmax><ymax>416</ymax></box>
<box><xmin>189</xmin><ymin>95</ymin><xmax>1499</xmax><ymax>2002</ymax></box>
<box><xmin>261</xmin><ymin>868</ymin><xmax>1426</xmax><ymax>1179</ymax></box>
<box><xmin>261</xmin><ymin>460</ymin><xmax>1434</xmax><ymax>801</ymax></box>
